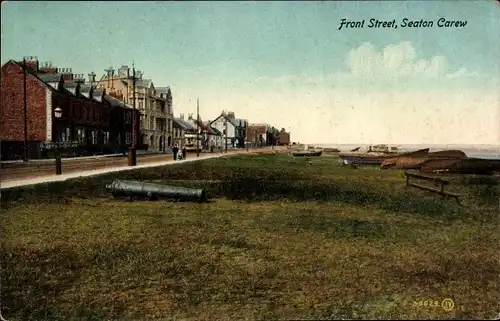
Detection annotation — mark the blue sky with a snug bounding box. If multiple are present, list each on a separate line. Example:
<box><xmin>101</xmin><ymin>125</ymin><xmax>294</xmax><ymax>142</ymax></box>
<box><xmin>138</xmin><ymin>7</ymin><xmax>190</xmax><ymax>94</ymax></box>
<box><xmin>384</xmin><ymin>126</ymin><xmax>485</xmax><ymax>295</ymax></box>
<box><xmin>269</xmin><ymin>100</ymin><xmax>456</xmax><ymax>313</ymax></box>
<box><xmin>2</xmin><ymin>1</ymin><xmax>499</xmax><ymax>145</ymax></box>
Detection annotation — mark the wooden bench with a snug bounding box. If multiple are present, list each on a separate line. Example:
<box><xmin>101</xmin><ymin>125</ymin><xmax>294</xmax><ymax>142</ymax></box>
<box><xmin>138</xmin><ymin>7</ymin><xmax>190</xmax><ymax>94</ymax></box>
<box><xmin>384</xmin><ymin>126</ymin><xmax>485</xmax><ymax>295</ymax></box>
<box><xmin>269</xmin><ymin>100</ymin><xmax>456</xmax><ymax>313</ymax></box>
<box><xmin>404</xmin><ymin>171</ymin><xmax>461</xmax><ymax>205</ymax></box>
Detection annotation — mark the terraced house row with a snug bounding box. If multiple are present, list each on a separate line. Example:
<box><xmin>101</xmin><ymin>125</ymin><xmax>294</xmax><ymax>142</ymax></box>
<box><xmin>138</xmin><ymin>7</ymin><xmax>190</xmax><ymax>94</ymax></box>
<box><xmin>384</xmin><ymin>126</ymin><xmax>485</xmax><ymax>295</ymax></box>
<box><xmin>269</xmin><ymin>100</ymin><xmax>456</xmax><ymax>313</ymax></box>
<box><xmin>0</xmin><ymin>57</ymin><xmax>174</xmax><ymax>160</ymax></box>
<box><xmin>1</xmin><ymin>56</ymin><xmax>292</xmax><ymax>160</ymax></box>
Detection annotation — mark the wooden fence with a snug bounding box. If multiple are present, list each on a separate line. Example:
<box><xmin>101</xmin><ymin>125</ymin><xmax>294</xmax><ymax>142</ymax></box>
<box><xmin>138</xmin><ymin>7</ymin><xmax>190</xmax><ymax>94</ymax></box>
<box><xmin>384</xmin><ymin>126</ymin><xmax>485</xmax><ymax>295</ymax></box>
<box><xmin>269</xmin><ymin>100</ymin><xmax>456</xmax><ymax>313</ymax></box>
<box><xmin>404</xmin><ymin>171</ymin><xmax>461</xmax><ymax>205</ymax></box>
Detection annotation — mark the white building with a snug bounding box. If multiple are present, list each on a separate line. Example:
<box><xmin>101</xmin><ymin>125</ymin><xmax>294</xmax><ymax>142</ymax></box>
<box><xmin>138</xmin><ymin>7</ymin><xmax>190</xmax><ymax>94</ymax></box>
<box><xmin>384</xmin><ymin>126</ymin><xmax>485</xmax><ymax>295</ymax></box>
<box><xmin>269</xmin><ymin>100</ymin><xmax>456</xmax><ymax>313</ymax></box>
<box><xmin>209</xmin><ymin>111</ymin><xmax>247</xmax><ymax>149</ymax></box>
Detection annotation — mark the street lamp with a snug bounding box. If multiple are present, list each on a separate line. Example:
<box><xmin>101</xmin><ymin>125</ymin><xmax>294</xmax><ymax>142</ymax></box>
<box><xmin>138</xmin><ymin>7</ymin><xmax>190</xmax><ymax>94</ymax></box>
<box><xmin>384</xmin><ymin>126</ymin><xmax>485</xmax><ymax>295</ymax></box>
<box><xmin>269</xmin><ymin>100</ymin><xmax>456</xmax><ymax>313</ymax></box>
<box><xmin>54</xmin><ymin>107</ymin><xmax>62</xmax><ymax>175</ymax></box>
<box><xmin>54</xmin><ymin>107</ymin><xmax>62</xmax><ymax>119</ymax></box>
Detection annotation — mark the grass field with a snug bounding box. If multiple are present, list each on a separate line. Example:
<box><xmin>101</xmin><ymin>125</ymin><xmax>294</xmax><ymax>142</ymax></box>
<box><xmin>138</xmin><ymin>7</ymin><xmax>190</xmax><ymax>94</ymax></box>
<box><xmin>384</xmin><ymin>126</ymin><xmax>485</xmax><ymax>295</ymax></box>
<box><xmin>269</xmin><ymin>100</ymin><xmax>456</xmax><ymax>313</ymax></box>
<box><xmin>1</xmin><ymin>155</ymin><xmax>499</xmax><ymax>320</ymax></box>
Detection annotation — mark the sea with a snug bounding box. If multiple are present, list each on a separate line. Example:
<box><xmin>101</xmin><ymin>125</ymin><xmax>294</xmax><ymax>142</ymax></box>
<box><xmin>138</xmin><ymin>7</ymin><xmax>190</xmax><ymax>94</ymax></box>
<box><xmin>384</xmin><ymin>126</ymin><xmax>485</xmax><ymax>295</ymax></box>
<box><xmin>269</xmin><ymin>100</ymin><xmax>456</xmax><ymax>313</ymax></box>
<box><xmin>311</xmin><ymin>144</ymin><xmax>500</xmax><ymax>160</ymax></box>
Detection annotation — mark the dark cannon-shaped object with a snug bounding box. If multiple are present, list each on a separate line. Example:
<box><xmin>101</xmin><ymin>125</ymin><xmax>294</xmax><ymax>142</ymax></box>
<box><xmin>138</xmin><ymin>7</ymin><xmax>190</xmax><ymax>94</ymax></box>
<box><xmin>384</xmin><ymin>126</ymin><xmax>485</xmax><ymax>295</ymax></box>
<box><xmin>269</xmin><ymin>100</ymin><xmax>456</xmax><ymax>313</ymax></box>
<box><xmin>105</xmin><ymin>179</ymin><xmax>207</xmax><ymax>202</ymax></box>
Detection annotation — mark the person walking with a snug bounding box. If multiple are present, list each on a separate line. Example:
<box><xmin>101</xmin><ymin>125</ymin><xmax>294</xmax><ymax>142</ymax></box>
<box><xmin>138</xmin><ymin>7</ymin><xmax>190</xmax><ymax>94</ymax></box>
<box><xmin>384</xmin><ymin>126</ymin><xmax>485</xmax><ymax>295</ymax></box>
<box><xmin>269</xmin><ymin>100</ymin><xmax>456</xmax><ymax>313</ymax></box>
<box><xmin>182</xmin><ymin>146</ymin><xmax>187</xmax><ymax>159</ymax></box>
<box><xmin>172</xmin><ymin>145</ymin><xmax>179</xmax><ymax>161</ymax></box>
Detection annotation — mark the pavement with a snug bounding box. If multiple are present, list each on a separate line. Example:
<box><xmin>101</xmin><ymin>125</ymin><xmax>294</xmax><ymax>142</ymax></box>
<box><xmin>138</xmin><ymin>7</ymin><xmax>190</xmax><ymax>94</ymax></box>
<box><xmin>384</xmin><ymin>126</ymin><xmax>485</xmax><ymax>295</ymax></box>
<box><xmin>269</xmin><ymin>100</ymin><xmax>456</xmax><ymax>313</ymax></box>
<box><xmin>0</xmin><ymin>152</ymin><xmax>236</xmax><ymax>190</ymax></box>
<box><xmin>1</xmin><ymin>150</ymin><xmax>165</xmax><ymax>165</ymax></box>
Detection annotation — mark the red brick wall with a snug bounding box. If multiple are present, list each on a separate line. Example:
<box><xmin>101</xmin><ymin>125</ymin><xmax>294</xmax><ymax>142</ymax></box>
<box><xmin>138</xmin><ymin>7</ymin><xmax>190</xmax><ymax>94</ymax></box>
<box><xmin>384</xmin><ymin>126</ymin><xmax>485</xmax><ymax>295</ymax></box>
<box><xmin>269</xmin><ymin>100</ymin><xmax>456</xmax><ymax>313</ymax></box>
<box><xmin>1</xmin><ymin>61</ymin><xmax>47</xmax><ymax>142</ymax></box>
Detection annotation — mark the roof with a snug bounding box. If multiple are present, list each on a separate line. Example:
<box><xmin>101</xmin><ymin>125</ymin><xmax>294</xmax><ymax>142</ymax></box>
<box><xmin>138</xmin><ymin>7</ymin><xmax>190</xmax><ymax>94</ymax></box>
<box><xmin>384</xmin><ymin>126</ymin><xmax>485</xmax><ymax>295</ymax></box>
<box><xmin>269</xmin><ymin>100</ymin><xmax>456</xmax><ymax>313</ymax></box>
<box><xmin>211</xmin><ymin>114</ymin><xmax>239</xmax><ymax>127</ymax></box>
<box><xmin>155</xmin><ymin>86</ymin><xmax>171</xmax><ymax>99</ymax></box>
<box><xmin>80</xmin><ymin>84</ymin><xmax>93</xmax><ymax>93</ymax></box>
<box><xmin>92</xmin><ymin>89</ymin><xmax>105</xmax><ymax>102</ymax></box>
<box><xmin>63</xmin><ymin>81</ymin><xmax>78</xmax><ymax>88</ymax></box>
<box><xmin>202</xmin><ymin>121</ymin><xmax>218</xmax><ymax>135</ymax></box>
<box><xmin>211</xmin><ymin>127</ymin><xmax>222</xmax><ymax>136</ymax></box>
<box><xmin>37</xmin><ymin>74</ymin><xmax>62</xmax><ymax>83</ymax></box>
<box><xmin>174</xmin><ymin>118</ymin><xmax>197</xmax><ymax>131</ymax></box>
<box><xmin>104</xmin><ymin>94</ymin><xmax>133</xmax><ymax>109</ymax></box>
<box><xmin>155</xmin><ymin>86</ymin><xmax>170</xmax><ymax>94</ymax></box>
<box><xmin>3</xmin><ymin>61</ymin><xmax>113</xmax><ymax>106</ymax></box>
<box><xmin>136</xmin><ymin>79</ymin><xmax>152</xmax><ymax>88</ymax></box>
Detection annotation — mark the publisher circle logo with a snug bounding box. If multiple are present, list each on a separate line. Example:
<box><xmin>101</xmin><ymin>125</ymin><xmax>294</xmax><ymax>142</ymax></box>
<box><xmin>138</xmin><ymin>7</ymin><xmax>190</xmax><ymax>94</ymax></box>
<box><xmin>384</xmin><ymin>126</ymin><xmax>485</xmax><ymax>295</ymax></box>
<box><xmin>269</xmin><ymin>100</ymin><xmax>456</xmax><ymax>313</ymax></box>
<box><xmin>441</xmin><ymin>298</ymin><xmax>455</xmax><ymax>311</ymax></box>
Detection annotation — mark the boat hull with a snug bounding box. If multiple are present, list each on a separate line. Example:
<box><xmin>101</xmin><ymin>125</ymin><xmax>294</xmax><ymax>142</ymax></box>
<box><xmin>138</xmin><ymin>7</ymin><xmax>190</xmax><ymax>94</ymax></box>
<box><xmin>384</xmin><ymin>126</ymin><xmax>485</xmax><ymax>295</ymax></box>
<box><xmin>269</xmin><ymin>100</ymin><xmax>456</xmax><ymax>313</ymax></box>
<box><xmin>292</xmin><ymin>150</ymin><xmax>323</xmax><ymax>157</ymax></box>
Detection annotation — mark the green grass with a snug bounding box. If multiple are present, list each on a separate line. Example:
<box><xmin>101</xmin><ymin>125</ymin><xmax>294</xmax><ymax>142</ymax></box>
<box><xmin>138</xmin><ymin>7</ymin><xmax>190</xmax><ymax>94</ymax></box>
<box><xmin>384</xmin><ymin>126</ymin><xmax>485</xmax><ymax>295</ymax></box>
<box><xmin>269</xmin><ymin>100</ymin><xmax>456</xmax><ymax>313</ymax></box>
<box><xmin>1</xmin><ymin>155</ymin><xmax>499</xmax><ymax>320</ymax></box>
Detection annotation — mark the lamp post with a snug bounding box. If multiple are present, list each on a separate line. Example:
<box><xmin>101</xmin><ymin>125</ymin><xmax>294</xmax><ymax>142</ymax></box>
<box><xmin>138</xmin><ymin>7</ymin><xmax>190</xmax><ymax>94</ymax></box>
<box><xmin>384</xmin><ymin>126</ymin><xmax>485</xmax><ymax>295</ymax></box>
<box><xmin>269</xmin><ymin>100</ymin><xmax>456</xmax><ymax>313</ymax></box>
<box><xmin>54</xmin><ymin>107</ymin><xmax>63</xmax><ymax>175</ymax></box>
<box><xmin>128</xmin><ymin>62</ymin><xmax>137</xmax><ymax>166</ymax></box>
<box><xmin>196</xmin><ymin>98</ymin><xmax>200</xmax><ymax>157</ymax></box>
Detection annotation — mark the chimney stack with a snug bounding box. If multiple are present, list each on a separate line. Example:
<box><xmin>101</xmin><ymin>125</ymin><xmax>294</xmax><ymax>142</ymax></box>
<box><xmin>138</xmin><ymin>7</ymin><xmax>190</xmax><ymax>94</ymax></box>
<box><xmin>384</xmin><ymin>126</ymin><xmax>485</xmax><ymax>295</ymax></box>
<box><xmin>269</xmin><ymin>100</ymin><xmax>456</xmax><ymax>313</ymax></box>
<box><xmin>118</xmin><ymin>65</ymin><xmax>129</xmax><ymax>78</ymax></box>
<box><xmin>58</xmin><ymin>68</ymin><xmax>74</xmax><ymax>81</ymax></box>
<box><xmin>22</xmin><ymin>56</ymin><xmax>39</xmax><ymax>72</ymax></box>
<box><xmin>39</xmin><ymin>61</ymin><xmax>57</xmax><ymax>74</ymax></box>
<box><xmin>88</xmin><ymin>72</ymin><xmax>96</xmax><ymax>84</ymax></box>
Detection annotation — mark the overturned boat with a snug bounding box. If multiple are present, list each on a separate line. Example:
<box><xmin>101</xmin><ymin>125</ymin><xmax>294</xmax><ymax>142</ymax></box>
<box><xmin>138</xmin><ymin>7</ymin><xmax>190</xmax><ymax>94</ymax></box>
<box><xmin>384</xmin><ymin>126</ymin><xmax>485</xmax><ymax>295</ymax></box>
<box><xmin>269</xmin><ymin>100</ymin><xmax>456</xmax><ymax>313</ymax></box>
<box><xmin>379</xmin><ymin>149</ymin><xmax>466</xmax><ymax>170</ymax></box>
<box><xmin>342</xmin><ymin>148</ymin><xmax>429</xmax><ymax>166</ymax></box>
<box><xmin>421</xmin><ymin>157</ymin><xmax>500</xmax><ymax>175</ymax></box>
<box><xmin>106</xmin><ymin>179</ymin><xmax>207</xmax><ymax>202</ymax></box>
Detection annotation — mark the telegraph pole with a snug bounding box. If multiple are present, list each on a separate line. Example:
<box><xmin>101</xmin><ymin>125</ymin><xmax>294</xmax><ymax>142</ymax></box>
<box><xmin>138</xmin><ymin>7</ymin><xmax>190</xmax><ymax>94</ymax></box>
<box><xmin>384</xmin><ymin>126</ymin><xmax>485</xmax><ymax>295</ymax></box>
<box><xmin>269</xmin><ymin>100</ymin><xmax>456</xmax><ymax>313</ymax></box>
<box><xmin>196</xmin><ymin>98</ymin><xmax>200</xmax><ymax>157</ymax></box>
<box><xmin>128</xmin><ymin>61</ymin><xmax>137</xmax><ymax>166</ymax></box>
<box><xmin>23</xmin><ymin>57</ymin><xmax>28</xmax><ymax>162</ymax></box>
<box><xmin>132</xmin><ymin>62</ymin><xmax>137</xmax><ymax>149</ymax></box>
<box><xmin>225</xmin><ymin>117</ymin><xmax>228</xmax><ymax>153</ymax></box>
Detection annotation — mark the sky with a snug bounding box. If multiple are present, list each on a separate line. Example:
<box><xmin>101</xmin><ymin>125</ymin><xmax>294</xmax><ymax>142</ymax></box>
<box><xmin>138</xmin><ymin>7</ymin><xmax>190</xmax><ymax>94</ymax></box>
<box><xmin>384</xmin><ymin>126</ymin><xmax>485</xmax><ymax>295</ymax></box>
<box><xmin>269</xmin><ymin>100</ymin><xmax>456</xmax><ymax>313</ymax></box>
<box><xmin>1</xmin><ymin>0</ymin><xmax>499</xmax><ymax>145</ymax></box>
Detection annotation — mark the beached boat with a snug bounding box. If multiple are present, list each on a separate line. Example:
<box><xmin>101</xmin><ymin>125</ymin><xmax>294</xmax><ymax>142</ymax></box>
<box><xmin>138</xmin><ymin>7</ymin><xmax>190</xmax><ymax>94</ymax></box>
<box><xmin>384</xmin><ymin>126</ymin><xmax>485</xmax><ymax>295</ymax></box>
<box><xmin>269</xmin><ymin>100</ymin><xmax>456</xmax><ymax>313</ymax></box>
<box><xmin>421</xmin><ymin>158</ymin><xmax>500</xmax><ymax>175</ymax></box>
<box><xmin>291</xmin><ymin>150</ymin><xmax>323</xmax><ymax>157</ymax></box>
<box><xmin>340</xmin><ymin>155</ymin><xmax>389</xmax><ymax>166</ymax></box>
<box><xmin>380</xmin><ymin>149</ymin><xmax>469</xmax><ymax>170</ymax></box>
<box><xmin>341</xmin><ymin>148</ymin><xmax>429</xmax><ymax>166</ymax></box>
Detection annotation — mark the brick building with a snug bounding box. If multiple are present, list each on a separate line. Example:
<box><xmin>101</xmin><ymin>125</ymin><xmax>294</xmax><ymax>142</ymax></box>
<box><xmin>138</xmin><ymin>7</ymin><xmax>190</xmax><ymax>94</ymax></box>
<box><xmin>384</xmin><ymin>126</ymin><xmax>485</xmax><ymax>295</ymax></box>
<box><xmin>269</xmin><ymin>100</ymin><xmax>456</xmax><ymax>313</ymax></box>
<box><xmin>246</xmin><ymin>124</ymin><xmax>268</xmax><ymax>146</ymax></box>
<box><xmin>0</xmin><ymin>58</ymin><xmax>140</xmax><ymax>160</ymax></box>
<box><xmin>277</xmin><ymin>129</ymin><xmax>291</xmax><ymax>145</ymax></box>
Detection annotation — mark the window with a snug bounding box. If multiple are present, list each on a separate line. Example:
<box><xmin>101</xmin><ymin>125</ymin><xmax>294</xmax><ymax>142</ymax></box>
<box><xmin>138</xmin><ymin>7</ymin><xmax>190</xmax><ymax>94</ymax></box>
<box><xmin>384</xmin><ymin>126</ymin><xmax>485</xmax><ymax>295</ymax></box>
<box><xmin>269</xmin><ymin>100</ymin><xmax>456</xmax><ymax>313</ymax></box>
<box><xmin>140</xmin><ymin>115</ymin><xmax>145</xmax><ymax>129</ymax></box>
<box><xmin>124</xmin><ymin>112</ymin><xmax>131</xmax><ymax>124</ymax></box>
<box><xmin>125</xmin><ymin>132</ymin><xmax>131</xmax><ymax>144</ymax></box>
<box><xmin>138</xmin><ymin>101</ymin><xmax>143</xmax><ymax>109</ymax></box>
<box><xmin>60</xmin><ymin>127</ymin><xmax>71</xmax><ymax>142</ymax></box>
<box><xmin>104</xmin><ymin>132</ymin><xmax>110</xmax><ymax>144</ymax></box>
<box><xmin>91</xmin><ymin>131</ymin><xmax>98</xmax><ymax>145</ymax></box>
<box><xmin>77</xmin><ymin>128</ymin><xmax>85</xmax><ymax>144</ymax></box>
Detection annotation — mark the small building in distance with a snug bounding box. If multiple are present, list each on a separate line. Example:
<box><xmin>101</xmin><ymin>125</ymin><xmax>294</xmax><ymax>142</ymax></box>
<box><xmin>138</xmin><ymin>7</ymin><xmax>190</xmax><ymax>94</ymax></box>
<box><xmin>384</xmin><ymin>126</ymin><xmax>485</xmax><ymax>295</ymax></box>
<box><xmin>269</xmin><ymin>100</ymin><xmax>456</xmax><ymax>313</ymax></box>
<box><xmin>277</xmin><ymin>128</ymin><xmax>290</xmax><ymax>145</ymax></box>
<box><xmin>210</xmin><ymin>111</ymin><xmax>247</xmax><ymax>148</ymax></box>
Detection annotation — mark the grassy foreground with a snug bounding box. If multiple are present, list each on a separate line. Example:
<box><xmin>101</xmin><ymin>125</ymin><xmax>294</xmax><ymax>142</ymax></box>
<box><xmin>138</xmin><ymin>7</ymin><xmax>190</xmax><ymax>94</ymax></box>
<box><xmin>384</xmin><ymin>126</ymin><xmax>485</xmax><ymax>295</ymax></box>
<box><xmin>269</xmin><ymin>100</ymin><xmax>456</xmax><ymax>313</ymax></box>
<box><xmin>1</xmin><ymin>155</ymin><xmax>499</xmax><ymax>320</ymax></box>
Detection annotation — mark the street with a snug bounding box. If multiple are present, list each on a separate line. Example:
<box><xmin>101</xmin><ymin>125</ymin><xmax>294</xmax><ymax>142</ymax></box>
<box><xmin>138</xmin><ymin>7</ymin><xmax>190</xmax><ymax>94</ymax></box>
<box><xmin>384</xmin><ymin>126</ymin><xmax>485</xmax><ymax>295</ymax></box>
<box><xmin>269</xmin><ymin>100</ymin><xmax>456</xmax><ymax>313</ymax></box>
<box><xmin>0</xmin><ymin>148</ymin><xmax>284</xmax><ymax>189</ymax></box>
